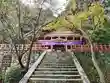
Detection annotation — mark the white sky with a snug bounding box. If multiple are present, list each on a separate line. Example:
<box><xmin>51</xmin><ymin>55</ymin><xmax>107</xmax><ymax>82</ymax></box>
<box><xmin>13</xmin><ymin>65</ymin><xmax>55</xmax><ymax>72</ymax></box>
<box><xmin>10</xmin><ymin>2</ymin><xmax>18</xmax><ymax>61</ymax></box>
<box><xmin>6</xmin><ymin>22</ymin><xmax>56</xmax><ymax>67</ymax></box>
<box><xmin>20</xmin><ymin>0</ymin><xmax>70</xmax><ymax>17</ymax></box>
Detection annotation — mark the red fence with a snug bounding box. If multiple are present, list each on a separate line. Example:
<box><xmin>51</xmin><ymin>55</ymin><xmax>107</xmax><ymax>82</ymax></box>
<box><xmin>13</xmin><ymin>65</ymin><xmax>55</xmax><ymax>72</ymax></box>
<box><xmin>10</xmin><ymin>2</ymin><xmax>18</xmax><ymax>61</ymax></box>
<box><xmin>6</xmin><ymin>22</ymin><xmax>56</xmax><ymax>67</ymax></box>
<box><xmin>0</xmin><ymin>44</ymin><xmax>110</xmax><ymax>52</ymax></box>
<box><xmin>71</xmin><ymin>45</ymin><xmax>110</xmax><ymax>52</ymax></box>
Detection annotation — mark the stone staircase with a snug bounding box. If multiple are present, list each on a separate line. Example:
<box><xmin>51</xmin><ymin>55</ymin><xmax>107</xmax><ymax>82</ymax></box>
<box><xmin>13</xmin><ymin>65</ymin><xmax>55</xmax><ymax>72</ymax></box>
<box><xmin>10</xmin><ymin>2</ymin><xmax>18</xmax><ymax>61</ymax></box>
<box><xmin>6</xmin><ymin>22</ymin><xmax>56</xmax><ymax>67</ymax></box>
<box><xmin>27</xmin><ymin>52</ymin><xmax>90</xmax><ymax>83</ymax></box>
<box><xmin>0</xmin><ymin>51</ymin><xmax>12</xmax><ymax>72</ymax></box>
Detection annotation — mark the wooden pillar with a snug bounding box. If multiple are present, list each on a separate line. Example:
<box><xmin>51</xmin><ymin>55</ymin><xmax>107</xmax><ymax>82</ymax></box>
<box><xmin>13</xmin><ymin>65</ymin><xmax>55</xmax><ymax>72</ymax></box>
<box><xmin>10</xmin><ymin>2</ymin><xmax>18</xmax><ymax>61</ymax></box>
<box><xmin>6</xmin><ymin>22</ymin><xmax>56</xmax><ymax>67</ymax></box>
<box><xmin>51</xmin><ymin>45</ymin><xmax>53</xmax><ymax>51</ymax></box>
<box><xmin>65</xmin><ymin>36</ymin><xmax>67</xmax><ymax>51</ymax></box>
<box><xmin>71</xmin><ymin>36</ymin><xmax>73</xmax><ymax>51</ymax></box>
<box><xmin>74</xmin><ymin>36</ymin><xmax>76</xmax><ymax>50</ymax></box>
<box><xmin>80</xmin><ymin>36</ymin><xmax>83</xmax><ymax>52</ymax></box>
<box><xmin>51</xmin><ymin>37</ymin><xmax>53</xmax><ymax>51</ymax></box>
<box><xmin>72</xmin><ymin>36</ymin><xmax>74</xmax><ymax>52</ymax></box>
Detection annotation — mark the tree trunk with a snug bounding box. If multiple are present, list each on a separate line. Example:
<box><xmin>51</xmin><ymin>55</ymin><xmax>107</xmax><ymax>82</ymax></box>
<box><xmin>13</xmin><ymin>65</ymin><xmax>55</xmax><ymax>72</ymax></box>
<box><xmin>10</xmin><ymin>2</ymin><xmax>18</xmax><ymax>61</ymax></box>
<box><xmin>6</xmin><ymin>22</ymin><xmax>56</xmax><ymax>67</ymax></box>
<box><xmin>25</xmin><ymin>42</ymin><xmax>33</xmax><ymax>71</ymax></box>
<box><xmin>13</xmin><ymin>43</ymin><xmax>25</xmax><ymax>69</ymax></box>
<box><xmin>18</xmin><ymin>56</ymin><xmax>25</xmax><ymax>69</ymax></box>
<box><xmin>78</xmin><ymin>28</ymin><xmax>105</xmax><ymax>83</ymax></box>
<box><xmin>25</xmin><ymin>26</ymin><xmax>43</xmax><ymax>71</ymax></box>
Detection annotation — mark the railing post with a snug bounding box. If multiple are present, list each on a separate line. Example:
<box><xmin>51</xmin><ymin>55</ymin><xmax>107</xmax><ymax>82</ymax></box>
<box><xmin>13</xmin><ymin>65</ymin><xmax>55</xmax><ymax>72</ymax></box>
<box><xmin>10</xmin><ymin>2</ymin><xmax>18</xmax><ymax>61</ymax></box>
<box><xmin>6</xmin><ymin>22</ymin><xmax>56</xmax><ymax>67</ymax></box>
<box><xmin>19</xmin><ymin>51</ymin><xmax>47</xmax><ymax>83</ymax></box>
<box><xmin>71</xmin><ymin>52</ymin><xmax>90</xmax><ymax>83</ymax></box>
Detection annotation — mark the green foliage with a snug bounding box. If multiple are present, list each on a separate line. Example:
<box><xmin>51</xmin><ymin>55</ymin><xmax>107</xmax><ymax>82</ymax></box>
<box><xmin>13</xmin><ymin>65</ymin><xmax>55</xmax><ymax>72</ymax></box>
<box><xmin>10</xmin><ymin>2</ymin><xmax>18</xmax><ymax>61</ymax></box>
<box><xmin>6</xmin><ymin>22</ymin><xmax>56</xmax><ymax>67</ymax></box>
<box><xmin>101</xmin><ymin>53</ymin><xmax>110</xmax><ymax>65</ymax></box>
<box><xmin>0</xmin><ymin>71</ymin><xmax>5</xmax><ymax>82</ymax></box>
<box><xmin>90</xmin><ymin>22</ymin><xmax>110</xmax><ymax>44</ymax></box>
<box><xmin>0</xmin><ymin>73</ymin><xmax>3</xmax><ymax>80</ymax></box>
<box><xmin>0</xmin><ymin>0</ymin><xmax>18</xmax><ymax>38</ymax></box>
<box><xmin>45</xmin><ymin>1</ymin><xmax>105</xmax><ymax>31</ymax></box>
<box><xmin>0</xmin><ymin>0</ymin><xmax>31</xmax><ymax>40</ymax></box>
<box><xmin>75</xmin><ymin>52</ymin><xmax>99</xmax><ymax>82</ymax></box>
<box><xmin>4</xmin><ymin>65</ymin><xmax>24</xmax><ymax>83</ymax></box>
<box><xmin>95</xmin><ymin>52</ymin><xmax>110</xmax><ymax>79</ymax></box>
<box><xmin>89</xmin><ymin>2</ymin><xmax>104</xmax><ymax>16</ymax></box>
<box><xmin>72</xmin><ymin>2</ymin><xmax>105</xmax><ymax>28</ymax></box>
<box><xmin>70</xmin><ymin>0</ymin><xmax>76</xmax><ymax>11</ymax></box>
<box><xmin>105</xmin><ymin>0</ymin><xmax>110</xmax><ymax>7</ymax></box>
<box><xmin>88</xmin><ymin>2</ymin><xmax>105</xmax><ymax>28</ymax></box>
<box><xmin>75</xmin><ymin>52</ymin><xmax>110</xmax><ymax>82</ymax></box>
<box><xmin>44</xmin><ymin>16</ymin><xmax>72</xmax><ymax>30</ymax></box>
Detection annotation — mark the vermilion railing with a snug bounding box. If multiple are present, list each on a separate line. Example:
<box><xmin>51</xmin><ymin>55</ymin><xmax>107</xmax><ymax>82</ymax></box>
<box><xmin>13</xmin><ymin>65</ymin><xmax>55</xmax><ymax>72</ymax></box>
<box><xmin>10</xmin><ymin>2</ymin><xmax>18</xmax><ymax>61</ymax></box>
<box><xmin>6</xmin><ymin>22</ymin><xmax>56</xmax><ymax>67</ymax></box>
<box><xmin>0</xmin><ymin>44</ymin><xmax>110</xmax><ymax>52</ymax></box>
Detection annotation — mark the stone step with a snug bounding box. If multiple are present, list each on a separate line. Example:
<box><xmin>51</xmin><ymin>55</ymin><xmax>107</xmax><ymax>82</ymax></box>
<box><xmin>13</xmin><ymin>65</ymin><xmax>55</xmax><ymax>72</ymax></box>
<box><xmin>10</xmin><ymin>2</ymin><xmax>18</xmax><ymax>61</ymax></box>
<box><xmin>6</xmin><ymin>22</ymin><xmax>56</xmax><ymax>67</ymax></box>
<box><xmin>39</xmin><ymin>65</ymin><xmax>76</xmax><ymax>68</ymax></box>
<box><xmin>34</xmin><ymin>70</ymin><xmax>79</xmax><ymax>74</ymax></box>
<box><xmin>31</xmin><ymin>76</ymin><xmax>81</xmax><ymax>79</ymax></box>
<box><xmin>28</xmin><ymin>80</ymin><xmax>82</xmax><ymax>83</ymax></box>
<box><xmin>41</xmin><ymin>63</ymin><xmax>74</xmax><ymax>66</ymax></box>
<box><xmin>42</xmin><ymin>61</ymin><xmax>74</xmax><ymax>64</ymax></box>
<box><xmin>29</xmin><ymin>78</ymin><xmax>82</xmax><ymax>81</ymax></box>
<box><xmin>36</xmin><ymin>68</ymin><xmax>77</xmax><ymax>71</ymax></box>
<box><xmin>31</xmin><ymin>74</ymin><xmax>81</xmax><ymax>78</ymax></box>
<box><xmin>2</xmin><ymin>58</ymin><xmax>11</xmax><ymax>60</ymax></box>
<box><xmin>27</xmin><ymin>52</ymin><xmax>88</xmax><ymax>83</ymax></box>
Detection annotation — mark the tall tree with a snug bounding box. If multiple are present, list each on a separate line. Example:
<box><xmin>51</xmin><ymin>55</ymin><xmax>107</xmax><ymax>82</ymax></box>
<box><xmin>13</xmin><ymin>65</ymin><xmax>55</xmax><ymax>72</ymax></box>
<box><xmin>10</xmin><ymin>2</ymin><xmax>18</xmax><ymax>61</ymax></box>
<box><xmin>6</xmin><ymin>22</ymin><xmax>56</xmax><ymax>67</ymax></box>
<box><xmin>45</xmin><ymin>1</ymin><xmax>107</xmax><ymax>83</ymax></box>
<box><xmin>0</xmin><ymin>0</ymin><xmax>57</xmax><ymax>71</ymax></box>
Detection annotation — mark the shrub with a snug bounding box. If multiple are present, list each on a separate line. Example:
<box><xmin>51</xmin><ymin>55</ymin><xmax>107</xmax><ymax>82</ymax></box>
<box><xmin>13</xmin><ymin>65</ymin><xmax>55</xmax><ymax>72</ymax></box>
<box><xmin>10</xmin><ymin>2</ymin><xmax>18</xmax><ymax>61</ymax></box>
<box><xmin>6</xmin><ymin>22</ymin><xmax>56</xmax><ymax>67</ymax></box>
<box><xmin>4</xmin><ymin>65</ymin><xmax>24</xmax><ymax>83</ymax></box>
<box><xmin>0</xmin><ymin>73</ymin><xmax>2</xmax><ymax>80</ymax></box>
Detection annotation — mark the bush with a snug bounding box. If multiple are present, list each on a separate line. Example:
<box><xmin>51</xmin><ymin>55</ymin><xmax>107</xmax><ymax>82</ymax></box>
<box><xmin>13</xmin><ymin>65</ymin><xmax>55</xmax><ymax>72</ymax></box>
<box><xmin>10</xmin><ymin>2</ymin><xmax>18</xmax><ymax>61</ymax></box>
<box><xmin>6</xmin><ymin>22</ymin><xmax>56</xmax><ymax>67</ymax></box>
<box><xmin>0</xmin><ymin>73</ymin><xmax>2</xmax><ymax>80</ymax></box>
<box><xmin>0</xmin><ymin>72</ymin><xmax>5</xmax><ymax>83</ymax></box>
<box><xmin>4</xmin><ymin>65</ymin><xmax>24</xmax><ymax>83</ymax></box>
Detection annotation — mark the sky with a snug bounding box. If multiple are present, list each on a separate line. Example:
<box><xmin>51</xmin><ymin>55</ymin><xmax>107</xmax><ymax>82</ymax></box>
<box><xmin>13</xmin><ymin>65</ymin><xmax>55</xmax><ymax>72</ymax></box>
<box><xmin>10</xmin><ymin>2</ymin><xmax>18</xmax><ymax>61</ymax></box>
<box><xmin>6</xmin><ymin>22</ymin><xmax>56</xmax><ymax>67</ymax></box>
<box><xmin>20</xmin><ymin>0</ymin><xmax>70</xmax><ymax>17</ymax></box>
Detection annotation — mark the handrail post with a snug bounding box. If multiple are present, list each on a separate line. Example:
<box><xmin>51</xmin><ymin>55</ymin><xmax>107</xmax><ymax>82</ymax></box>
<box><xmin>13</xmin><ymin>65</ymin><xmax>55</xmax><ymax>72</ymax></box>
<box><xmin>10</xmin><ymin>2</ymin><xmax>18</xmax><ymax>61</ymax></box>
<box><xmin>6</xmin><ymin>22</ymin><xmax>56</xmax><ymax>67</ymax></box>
<box><xmin>19</xmin><ymin>51</ymin><xmax>47</xmax><ymax>83</ymax></box>
<box><xmin>71</xmin><ymin>52</ymin><xmax>90</xmax><ymax>83</ymax></box>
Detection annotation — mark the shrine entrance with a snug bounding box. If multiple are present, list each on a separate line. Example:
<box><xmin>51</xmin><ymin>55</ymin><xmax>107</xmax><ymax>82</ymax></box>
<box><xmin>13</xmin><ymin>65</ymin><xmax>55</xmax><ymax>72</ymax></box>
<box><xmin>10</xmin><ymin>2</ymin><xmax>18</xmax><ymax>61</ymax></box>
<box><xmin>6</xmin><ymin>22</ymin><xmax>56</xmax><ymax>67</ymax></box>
<box><xmin>53</xmin><ymin>44</ymin><xmax>65</xmax><ymax>51</ymax></box>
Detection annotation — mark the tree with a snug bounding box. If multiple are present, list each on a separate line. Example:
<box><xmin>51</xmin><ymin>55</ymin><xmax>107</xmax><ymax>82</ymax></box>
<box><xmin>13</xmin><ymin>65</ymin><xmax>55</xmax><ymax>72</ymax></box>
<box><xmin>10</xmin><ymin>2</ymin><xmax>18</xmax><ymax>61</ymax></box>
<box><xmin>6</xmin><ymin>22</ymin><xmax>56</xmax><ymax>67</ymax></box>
<box><xmin>0</xmin><ymin>0</ymin><xmax>57</xmax><ymax>71</ymax></box>
<box><xmin>68</xmin><ymin>2</ymin><xmax>106</xmax><ymax>83</ymax></box>
<box><xmin>90</xmin><ymin>21</ymin><xmax>110</xmax><ymax>44</ymax></box>
<box><xmin>45</xmin><ymin>1</ymin><xmax>106</xmax><ymax>83</ymax></box>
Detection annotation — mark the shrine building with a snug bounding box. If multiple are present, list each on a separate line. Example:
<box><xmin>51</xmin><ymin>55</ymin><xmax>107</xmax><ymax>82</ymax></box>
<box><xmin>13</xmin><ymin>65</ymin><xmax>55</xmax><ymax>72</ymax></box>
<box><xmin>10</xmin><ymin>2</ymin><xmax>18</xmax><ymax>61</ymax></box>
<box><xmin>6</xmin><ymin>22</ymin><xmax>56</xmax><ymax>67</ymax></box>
<box><xmin>36</xmin><ymin>29</ymin><xmax>87</xmax><ymax>51</ymax></box>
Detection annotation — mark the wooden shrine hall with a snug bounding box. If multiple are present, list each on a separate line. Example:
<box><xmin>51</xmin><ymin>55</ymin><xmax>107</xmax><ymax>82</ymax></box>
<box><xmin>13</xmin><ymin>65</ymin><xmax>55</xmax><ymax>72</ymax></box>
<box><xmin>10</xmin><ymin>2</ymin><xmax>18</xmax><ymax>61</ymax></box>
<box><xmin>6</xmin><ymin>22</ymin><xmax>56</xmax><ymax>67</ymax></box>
<box><xmin>36</xmin><ymin>29</ymin><xmax>87</xmax><ymax>51</ymax></box>
<box><xmin>0</xmin><ymin>29</ymin><xmax>110</xmax><ymax>52</ymax></box>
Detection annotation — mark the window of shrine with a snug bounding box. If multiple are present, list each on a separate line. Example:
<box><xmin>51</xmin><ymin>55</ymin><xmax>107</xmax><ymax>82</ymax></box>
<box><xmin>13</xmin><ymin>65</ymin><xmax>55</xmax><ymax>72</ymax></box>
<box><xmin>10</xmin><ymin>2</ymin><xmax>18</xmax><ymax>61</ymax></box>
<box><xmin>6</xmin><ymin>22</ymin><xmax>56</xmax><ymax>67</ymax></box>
<box><xmin>46</xmin><ymin>45</ymin><xmax>51</xmax><ymax>49</ymax></box>
<box><xmin>52</xmin><ymin>36</ymin><xmax>58</xmax><ymax>39</ymax></box>
<box><xmin>67</xmin><ymin>36</ymin><xmax>73</xmax><ymax>40</ymax></box>
<box><xmin>105</xmin><ymin>44</ymin><xmax>109</xmax><ymax>48</ymax></box>
<box><xmin>38</xmin><ymin>37</ymin><xmax>44</xmax><ymax>40</ymax></box>
<box><xmin>45</xmin><ymin>36</ymin><xmax>51</xmax><ymax>40</ymax></box>
<box><xmin>67</xmin><ymin>45</ymin><xmax>71</xmax><ymax>49</ymax></box>
<box><xmin>75</xmin><ymin>37</ymin><xmax>80</xmax><ymax>40</ymax></box>
<box><xmin>60</xmin><ymin>36</ymin><xmax>65</xmax><ymax>39</ymax></box>
<box><xmin>72</xmin><ymin>45</ymin><xmax>75</xmax><ymax>48</ymax></box>
<box><xmin>76</xmin><ymin>45</ymin><xmax>80</xmax><ymax>47</ymax></box>
<box><xmin>82</xmin><ymin>37</ymin><xmax>87</xmax><ymax>44</ymax></box>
